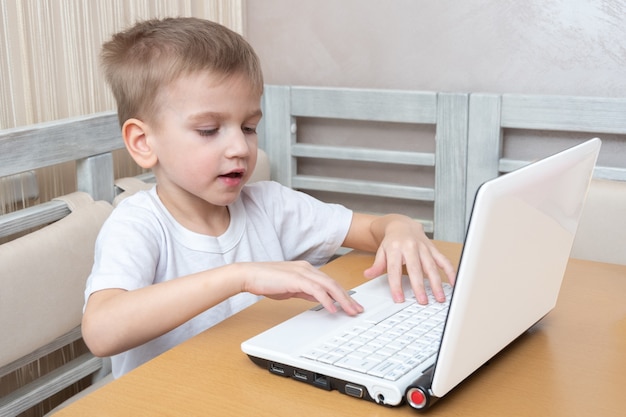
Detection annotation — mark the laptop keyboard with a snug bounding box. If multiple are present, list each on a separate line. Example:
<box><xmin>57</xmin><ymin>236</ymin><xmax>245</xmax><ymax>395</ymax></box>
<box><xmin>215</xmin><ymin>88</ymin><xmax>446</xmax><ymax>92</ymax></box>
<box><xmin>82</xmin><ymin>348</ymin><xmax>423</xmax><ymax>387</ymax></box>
<box><xmin>301</xmin><ymin>283</ymin><xmax>452</xmax><ymax>381</ymax></box>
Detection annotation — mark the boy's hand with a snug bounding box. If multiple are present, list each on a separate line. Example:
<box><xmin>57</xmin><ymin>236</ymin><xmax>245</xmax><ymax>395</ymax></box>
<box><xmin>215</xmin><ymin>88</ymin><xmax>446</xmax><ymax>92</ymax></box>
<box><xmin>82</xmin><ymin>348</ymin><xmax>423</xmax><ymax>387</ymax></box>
<box><xmin>240</xmin><ymin>260</ymin><xmax>364</xmax><ymax>315</ymax></box>
<box><xmin>361</xmin><ymin>215</ymin><xmax>456</xmax><ymax>305</ymax></box>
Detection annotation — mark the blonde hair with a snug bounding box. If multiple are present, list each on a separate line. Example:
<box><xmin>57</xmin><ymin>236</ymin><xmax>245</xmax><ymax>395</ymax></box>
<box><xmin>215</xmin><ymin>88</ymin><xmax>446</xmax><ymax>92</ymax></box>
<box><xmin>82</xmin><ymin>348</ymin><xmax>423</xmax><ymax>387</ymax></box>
<box><xmin>101</xmin><ymin>17</ymin><xmax>264</xmax><ymax>126</ymax></box>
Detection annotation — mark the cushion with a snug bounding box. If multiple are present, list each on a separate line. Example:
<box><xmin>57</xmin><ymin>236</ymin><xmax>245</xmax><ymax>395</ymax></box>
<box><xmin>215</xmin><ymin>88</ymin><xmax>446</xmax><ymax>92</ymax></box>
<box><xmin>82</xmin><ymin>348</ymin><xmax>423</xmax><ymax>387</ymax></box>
<box><xmin>0</xmin><ymin>192</ymin><xmax>113</xmax><ymax>367</ymax></box>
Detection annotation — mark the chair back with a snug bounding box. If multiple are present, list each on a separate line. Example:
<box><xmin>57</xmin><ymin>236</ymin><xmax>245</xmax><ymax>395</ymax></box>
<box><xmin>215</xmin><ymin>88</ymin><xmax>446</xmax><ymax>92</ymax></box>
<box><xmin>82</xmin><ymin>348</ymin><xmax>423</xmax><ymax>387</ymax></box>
<box><xmin>0</xmin><ymin>192</ymin><xmax>113</xmax><ymax>416</ymax></box>
<box><xmin>260</xmin><ymin>86</ymin><xmax>470</xmax><ymax>242</ymax></box>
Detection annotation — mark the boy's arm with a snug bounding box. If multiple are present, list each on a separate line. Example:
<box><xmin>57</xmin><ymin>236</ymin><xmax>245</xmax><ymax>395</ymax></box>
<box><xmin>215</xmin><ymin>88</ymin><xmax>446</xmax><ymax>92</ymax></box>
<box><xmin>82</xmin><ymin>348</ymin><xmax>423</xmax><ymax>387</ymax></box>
<box><xmin>82</xmin><ymin>260</ymin><xmax>363</xmax><ymax>357</ymax></box>
<box><xmin>342</xmin><ymin>212</ymin><xmax>456</xmax><ymax>304</ymax></box>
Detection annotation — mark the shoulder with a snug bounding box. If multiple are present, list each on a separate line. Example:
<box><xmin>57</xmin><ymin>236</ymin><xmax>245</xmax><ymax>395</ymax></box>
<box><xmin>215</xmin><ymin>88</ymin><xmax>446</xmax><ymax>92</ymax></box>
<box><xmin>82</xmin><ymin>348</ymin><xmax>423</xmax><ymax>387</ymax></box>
<box><xmin>100</xmin><ymin>188</ymin><xmax>164</xmax><ymax>241</ymax></box>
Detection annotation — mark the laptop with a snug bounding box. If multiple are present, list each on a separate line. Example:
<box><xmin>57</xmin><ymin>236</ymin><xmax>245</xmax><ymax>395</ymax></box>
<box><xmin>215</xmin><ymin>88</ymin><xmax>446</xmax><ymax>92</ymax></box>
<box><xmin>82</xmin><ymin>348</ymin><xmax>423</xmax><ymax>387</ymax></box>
<box><xmin>241</xmin><ymin>138</ymin><xmax>601</xmax><ymax>411</ymax></box>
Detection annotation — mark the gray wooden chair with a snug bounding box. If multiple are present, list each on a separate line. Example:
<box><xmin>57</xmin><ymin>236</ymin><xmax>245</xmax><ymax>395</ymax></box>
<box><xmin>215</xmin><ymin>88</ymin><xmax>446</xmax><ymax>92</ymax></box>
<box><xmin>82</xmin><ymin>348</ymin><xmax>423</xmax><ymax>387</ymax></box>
<box><xmin>466</xmin><ymin>93</ymin><xmax>626</xmax><ymax>261</ymax></box>
<box><xmin>260</xmin><ymin>86</ymin><xmax>470</xmax><ymax>242</ymax></box>
<box><xmin>0</xmin><ymin>112</ymin><xmax>123</xmax><ymax>415</ymax></box>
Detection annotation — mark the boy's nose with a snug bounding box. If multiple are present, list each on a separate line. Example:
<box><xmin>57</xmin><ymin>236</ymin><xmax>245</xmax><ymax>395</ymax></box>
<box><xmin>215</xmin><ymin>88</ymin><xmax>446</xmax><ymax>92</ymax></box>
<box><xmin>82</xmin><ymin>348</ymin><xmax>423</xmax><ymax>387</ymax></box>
<box><xmin>225</xmin><ymin>130</ymin><xmax>251</xmax><ymax>158</ymax></box>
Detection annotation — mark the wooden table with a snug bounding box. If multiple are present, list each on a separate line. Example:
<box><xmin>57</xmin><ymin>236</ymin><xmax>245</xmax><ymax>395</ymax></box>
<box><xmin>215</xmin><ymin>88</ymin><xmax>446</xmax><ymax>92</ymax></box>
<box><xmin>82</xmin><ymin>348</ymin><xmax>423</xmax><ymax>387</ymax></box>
<box><xmin>55</xmin><ymin>241</ymin><xmax>626</xmax><ymax>416</ymax></box>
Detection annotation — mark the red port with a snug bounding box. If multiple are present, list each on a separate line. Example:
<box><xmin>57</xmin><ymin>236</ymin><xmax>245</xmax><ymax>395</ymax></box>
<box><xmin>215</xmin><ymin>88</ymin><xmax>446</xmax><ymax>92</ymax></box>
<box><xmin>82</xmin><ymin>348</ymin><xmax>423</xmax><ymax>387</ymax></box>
<box><xmin>408</xmin><ymin>388</ymin><xmax>427</xmax><ymax>408</ymax></box>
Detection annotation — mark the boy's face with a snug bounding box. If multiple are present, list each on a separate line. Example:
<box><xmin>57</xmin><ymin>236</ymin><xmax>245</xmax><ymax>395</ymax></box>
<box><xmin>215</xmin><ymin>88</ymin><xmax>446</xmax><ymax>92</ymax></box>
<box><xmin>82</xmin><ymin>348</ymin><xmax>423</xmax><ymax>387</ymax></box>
<box><xmin>144</xmin><ymin>71</ymin><xmax>262</xmax><ymax>224</ymax></box>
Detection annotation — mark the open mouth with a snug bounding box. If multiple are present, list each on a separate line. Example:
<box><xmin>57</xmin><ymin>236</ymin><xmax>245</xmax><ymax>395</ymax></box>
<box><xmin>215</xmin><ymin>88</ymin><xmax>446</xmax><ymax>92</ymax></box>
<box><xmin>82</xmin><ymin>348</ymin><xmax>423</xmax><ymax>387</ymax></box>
<box><xmin>221</xmin><ymin>172</ymin><xmax>243</xmax><ymax>178</ymax></box>
<box><xmin>220</xmin><ymin>171</ymin><xmax>244</xmax><ymax>179</ymax></box>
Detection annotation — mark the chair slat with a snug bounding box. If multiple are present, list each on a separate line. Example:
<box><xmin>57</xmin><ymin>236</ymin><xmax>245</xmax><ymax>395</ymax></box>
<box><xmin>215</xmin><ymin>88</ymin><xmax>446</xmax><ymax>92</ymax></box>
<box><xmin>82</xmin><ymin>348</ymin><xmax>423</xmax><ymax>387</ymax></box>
<box><xmin>0</xmin><ymin>354</ymin><xmax>103</xmax><ymax>417</ymax></box>
<box><xmin>0</xmin><ymin>200</ymin><xmax>70</xmax><ymax>239</ymax></box>
<box><xmin>0</xmin><ymin>111</ymin><xmax>121</xmax><ymax>178</ymax></box>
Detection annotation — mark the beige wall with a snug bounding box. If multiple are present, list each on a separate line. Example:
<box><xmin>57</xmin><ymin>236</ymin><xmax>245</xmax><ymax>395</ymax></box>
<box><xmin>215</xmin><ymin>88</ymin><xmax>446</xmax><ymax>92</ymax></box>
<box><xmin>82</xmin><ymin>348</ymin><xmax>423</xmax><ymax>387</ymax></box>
<box><xmin>246</xmin><ymin>0</ymin><xmax>626</xmax><ymax>96</ymax></box>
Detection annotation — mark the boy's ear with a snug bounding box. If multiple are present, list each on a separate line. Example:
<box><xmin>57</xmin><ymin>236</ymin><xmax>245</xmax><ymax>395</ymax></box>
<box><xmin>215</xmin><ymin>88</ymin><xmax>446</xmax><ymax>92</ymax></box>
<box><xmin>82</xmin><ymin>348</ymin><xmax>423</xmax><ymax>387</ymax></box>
<box><xmin>122</xmin><ymin>118</ymin><xmax>158</xmax><ymax>169</ymax></box>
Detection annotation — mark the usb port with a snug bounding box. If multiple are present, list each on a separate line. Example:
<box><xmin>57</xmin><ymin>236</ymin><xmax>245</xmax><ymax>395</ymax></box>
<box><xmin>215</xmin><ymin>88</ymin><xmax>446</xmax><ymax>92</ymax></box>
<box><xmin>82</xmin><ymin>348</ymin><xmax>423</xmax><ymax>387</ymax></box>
<box><xmin>269</xmin><ymin>363</ymin><xmax>286</xmax><ymax>375</ymax></box>
<box><xmin>293</xmin><ymin>369</ymin><xmax>308</xmax><ymax>381</ymax></box>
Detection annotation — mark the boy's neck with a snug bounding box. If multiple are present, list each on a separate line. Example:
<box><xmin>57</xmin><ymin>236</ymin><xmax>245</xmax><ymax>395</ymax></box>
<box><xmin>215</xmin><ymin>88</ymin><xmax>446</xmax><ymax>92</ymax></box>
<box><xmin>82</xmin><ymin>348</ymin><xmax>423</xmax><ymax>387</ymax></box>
<box><xmin>155</xmin><ymin>186</ymin><xmax>231</xmax><ymax>237</ymax></box>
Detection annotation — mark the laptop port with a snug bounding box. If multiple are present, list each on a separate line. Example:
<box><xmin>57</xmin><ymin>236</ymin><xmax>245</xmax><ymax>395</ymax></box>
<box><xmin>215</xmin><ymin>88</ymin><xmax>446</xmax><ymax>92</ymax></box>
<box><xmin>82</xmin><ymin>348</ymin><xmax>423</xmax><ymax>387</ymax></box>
<box><xmin>313</xmin><ymin>374</ymin><xmax>330</xmax><ymax>389</ymax></box>
<box><xmin>344</xmin><ymin>383</ymin><xmax>364</xmax><ymax>398</ymax></box>
<box><xmin>269</xmin><ymin>363</ymin><xmax>286</xmax><ymax>375</ymax></box>
<box><xmin>293</xmin><ymin>369</ymin><xmax>308</xmax><ymax>381</ymax></box>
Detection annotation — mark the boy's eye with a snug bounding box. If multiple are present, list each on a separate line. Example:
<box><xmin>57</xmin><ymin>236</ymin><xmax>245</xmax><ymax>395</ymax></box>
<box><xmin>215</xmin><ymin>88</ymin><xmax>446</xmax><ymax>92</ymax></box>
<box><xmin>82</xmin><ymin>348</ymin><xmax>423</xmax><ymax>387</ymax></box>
<box><xmin>198</xmin><ymin>128</ymin><xmax>218</xmax><ymax>137</ymax></box>
<box><xmin>242</xmin><ymin>126</ymin><xmax>257</xmax><ymax>134</ymax></box>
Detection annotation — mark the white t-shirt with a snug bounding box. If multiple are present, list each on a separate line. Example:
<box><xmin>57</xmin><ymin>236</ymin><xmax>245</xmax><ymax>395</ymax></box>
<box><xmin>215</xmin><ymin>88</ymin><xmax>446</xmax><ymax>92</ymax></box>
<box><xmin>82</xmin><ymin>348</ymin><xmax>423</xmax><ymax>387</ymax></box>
<box><xmin>85</xmin><ymin>181</ymin><xmax>352</xmax><ymax>377</ymax></box>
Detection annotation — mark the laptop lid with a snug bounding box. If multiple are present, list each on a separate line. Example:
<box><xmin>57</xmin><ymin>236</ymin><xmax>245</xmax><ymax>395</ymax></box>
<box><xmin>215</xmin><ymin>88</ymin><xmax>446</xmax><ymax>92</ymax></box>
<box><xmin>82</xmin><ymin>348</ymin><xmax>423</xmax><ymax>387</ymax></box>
<box><xmin>242</xmin><ymin>138</ymin><xmax>601</xmax><ymax>410</ymax></box>
<box><xmin>424</xmin><ymin>137</ymin><xmax>601</xmax><ymax>401</ymax></box>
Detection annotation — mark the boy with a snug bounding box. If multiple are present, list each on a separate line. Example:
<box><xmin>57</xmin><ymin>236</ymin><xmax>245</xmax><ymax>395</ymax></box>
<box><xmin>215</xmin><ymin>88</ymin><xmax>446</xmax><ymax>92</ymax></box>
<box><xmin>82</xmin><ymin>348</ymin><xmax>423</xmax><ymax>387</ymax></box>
<box><xmin>82</xmin><ymin>17</ymin><xmax>455</xmax><ymax>378</ymax></box>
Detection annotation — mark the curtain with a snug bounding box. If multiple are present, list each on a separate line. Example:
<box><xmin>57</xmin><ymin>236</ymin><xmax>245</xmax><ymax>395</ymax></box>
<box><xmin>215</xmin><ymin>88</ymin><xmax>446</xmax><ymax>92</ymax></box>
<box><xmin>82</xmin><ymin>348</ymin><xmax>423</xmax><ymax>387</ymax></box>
<box><xmin>1</xmin><ymin>0</ymin><xmax>244</xmax><ymax>128</ymax></box>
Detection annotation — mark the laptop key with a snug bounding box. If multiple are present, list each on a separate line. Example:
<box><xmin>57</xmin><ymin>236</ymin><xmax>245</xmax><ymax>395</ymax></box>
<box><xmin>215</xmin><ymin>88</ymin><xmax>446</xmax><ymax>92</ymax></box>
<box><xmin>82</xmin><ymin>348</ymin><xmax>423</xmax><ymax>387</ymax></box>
<box><xmin>334</xmin><ymin>355</ymin><xmax>381</xmax><ymax>373</ymax></box>
<box><xmin>367</xmin><ymin>359</ymin><xmax>403</xmax><ymax>378</ymax></box>
<box><xmin>384</xmin><ymin>364</ymin><xmax>414</xmax><ymax>381</ymax></box>
<box><xmin>364</xmin><ymin>301</ymin><xmax>413</xmax><ymax>325</ymax></box>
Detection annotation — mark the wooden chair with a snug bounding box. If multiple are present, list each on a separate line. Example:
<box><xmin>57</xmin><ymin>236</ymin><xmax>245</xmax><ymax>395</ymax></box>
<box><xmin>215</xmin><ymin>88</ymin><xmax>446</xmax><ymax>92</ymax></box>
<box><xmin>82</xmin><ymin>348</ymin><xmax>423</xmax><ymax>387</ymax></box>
<box><xmin>0</xmin><ymin>192</ymin><xmax>113</xmax><ymax>416</ymax></box>
<box><xmin>0</xmin><ymin>111</ymin><xmax>123</xmax><ymax>241</ymax></box>
<box><xmin>260</xmin><ymin>86</ymin><xmax>470</xmax><ymax>242</ymax></box>
<box><xmin>466</xmin><ymin>93</ymin><xmax>626</xmax><ymax>261</ymax></box>
<box><xmin>0</xmin><ymin>112</ymin><xmax>123</xmax><ymax>415</ymax></box>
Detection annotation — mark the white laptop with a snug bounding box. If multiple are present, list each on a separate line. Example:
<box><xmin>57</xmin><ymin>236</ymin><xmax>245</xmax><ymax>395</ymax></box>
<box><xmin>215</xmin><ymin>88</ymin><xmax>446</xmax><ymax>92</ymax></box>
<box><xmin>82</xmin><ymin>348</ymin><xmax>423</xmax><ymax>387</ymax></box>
<box><xmin>241</xmin><ymin>138</ymin><xmax>601</xmax><ymax>411</ymax></box>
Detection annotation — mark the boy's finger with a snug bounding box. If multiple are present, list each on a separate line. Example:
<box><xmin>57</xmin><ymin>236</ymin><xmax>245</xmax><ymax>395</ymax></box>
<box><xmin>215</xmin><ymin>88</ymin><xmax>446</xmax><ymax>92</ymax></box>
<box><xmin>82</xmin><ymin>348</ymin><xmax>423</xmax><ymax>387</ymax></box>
<box><xmin>363</xmin><ymin>246</ymin><xmax>387</xmax><ymax>279</ymax></box>
<box><xmin>384</xmin><ymin>251</ymin><xmax>406</xmax><ymax>303</ymax></box>
<box><xmin>405</xmin><ymin>259</ymin><xmax>429</xmax><ymax>304</ymax></box>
